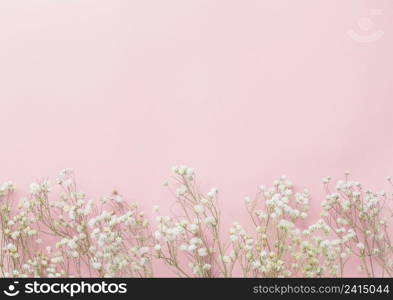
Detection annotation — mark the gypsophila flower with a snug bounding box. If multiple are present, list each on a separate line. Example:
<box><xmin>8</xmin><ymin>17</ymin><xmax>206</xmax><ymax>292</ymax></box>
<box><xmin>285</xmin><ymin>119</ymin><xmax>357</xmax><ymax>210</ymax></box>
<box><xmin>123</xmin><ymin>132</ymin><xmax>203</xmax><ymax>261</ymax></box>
<box><xmin>198</xmin><ymin>248</ymin><xmax>208</xmax><ymax>257</ymax></box>
<box><xmin>2</xmin><ymin>168</ymin><xmax>393</xmax><ymax>278</ymax></box>
<box><xmin>193</xmin><ymin>205</ymin><xmax>204</xmax><ymax>214</ymax></box>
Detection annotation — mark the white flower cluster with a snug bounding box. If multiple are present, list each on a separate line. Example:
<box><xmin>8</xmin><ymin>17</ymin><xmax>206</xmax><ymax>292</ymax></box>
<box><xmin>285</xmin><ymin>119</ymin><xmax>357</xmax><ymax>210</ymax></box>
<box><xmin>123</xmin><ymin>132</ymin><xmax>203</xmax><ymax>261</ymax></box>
<box><xmin>152</xmin><ymin>166</ymin><xmax>225</xmax><ymax>277</ymax></box>
<box><xmin>0</xmin><ymin>181</ymin><xmax>16</xmax><ymax>196</ymax></box>
<box><xmin>1</xmin><ymin>168</ymin><xmax>393</xmax><ymax>278</ymax></box>
<box><xmin>322</xmin><ymin>173</ymin><xmax>393</xmax><ymax>277</ymax></box>
<box><xmin>234</xmin><ymin>176</ymin><xmax>347</xmax><ymax>277</ymax></box>
<box><xmin>0</xmin><ymin>170</ymin><xmax>153</xmax><ymax>278</ymax></box>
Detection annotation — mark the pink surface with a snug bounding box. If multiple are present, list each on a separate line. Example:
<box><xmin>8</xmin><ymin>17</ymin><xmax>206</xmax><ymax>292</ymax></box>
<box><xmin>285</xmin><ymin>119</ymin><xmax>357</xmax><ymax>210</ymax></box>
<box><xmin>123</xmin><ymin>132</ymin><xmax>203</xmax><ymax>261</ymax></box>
<box><xmin>1</xmin><ymin>0</ymin><xmax>393</xmax><ymax>276</ymax></box>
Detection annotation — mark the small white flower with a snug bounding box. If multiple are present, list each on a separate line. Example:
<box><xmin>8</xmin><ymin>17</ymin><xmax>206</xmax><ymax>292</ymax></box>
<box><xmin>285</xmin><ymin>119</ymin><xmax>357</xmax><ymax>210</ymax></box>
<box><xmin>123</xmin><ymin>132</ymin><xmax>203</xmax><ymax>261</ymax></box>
<box><xmin>198</xmin><ymin>248</ymin><xmax>208</xmax><ymax>257</ymax></box>
<box><xmin>67</xmin><ymin>240</ymin><xmax>78</xmax><ymax>249</ymax></box>
<box><xmin>189</xmin><ymin>237</ymin><xmax>202</xmax><ymax>245</ymax></box>
<box><xmin>252</xmin><ymin>260</ymin><xmax>261</xmax><ymax>269</ymax></box>
<box><xmin>139</xmin><ymin>246</ymin><xmax>149</xmax><ymax>255</ymax></box>
<box><xmin>204</xmin><ymin>216</ymin><xmax>216</xmax><ymax>225</ymax></box>
<box><xmin>176</xmin><ymin>186</ymin><xmax>187</xmax><ymax>196</ymax></box>
<box><xmin>372</xmin><ymin>248</ymin><xmax>380</xmax><ymax>255</ymax></box>
<box><xmin>10</xmin><ymin>231</ymin><xmax>20</xmax><ymax>240</ymax></box>
<box><xmin>29</xmin><ymin>183</ymin><xmax>41</xmax><ymax>195</ymax></box>
<box><xmin>200</xmin><ymin>198</ymin><xmax>209</xmax><ymax>204</ymax></box>
<box><xmin>207</xmin><ymin>188</ymin><xmax>218</xmax><ymax>198</ymax></box>
<box><xmin>92</xmin><ymin>261</ymin><xmax>102</xmax><ymax>270</ymax></box>
<box><xmin>1</xmin><ymin>181</ymin><xmax>15</xmax><ymax>192</ymax></box>
<box><xmin>356</xmin><ymin>242</ymin><xmax>365</xmax><ymax>250</ymax></box>
<box><xmin>188</xmin><ymin>223</ymin><xmax>199</xmax><ymax>233</ymax></box>
<box><xmin>222</xmin><ymin>256</ymin><xmax>231</xmax><ymax>263</ymax></box>
<box><xmin>171</xmin><ymin>166</ymin><xmax>179</xmax><ymax>174</ymax></box>
<box><xmin>193</xmin><ymin>205</ymin><xmax>204</xmax><ymax>214</ymax></box>
<box><xmin>6</xmin><ymin>243</ymin><xmax>17</xmax><ymax>252</ymax></box>
<box><xmin>260</xmin><ymin>251</ymin><xmax>267</xmax><ymax>258</ymax></box>
<box><xmin>186</xmin><ymin>168</ymin><xmax>194</xmax><ymax>176</ymax></box>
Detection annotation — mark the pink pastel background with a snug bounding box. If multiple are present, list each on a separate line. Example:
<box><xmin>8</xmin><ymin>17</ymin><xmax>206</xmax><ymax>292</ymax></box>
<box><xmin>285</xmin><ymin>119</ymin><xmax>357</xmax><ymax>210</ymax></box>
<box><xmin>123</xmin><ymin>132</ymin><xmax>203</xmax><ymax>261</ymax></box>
<box><xmin>1</xmin><ymin>0</ymin><xmax>393</xmax><ymax>276</ymax></box>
